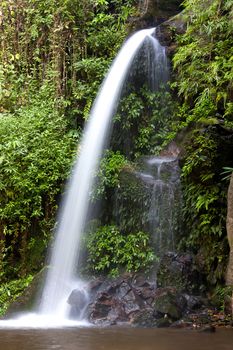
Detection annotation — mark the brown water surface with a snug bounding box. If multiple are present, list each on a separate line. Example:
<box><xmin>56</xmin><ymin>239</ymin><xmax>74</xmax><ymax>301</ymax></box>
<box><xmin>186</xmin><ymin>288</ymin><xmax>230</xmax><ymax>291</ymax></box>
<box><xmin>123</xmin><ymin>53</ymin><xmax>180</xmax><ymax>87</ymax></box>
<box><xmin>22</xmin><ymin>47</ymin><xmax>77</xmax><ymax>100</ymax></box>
<box><xmin>0</xmin><ymin>327</ymin><xmax>233</xmax><ymax>350</ymax></box>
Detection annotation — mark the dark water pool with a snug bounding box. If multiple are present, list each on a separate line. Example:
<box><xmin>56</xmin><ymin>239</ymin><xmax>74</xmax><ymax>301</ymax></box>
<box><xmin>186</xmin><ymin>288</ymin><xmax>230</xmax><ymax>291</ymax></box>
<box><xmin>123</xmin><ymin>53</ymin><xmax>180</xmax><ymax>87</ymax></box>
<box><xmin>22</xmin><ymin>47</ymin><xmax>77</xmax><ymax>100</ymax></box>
<box><xmin>0</xmin><ymin>327</ymin><xmax>233</xmax><ymax>350</ymax></box>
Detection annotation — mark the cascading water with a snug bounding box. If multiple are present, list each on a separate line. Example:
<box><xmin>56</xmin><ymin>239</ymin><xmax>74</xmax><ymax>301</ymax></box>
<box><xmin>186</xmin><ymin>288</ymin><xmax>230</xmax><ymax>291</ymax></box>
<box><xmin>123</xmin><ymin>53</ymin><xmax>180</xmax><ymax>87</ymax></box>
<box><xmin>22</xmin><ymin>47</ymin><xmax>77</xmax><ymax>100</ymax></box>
<box><xmin>114</xmin><ymin>156</ymin><xmax>182</xmax><ymax>259</ymax></box>
<box><xmin>38</xmin><ymin>28</ymin><xmax>168</xmax><ymax>321</ymax></box>
<box><xmin>0</xmin><ymin>28</ymin><xmax>169</xmax><ymax>328</ymax></box>
<box><xmin>147</xmin><ymin>30</ymin><xmax>169</xmax><ymax>91</ymax></box>
<box><xmin>143</xmin><ymin>157</ymin><xmax>182</xmax><ymax>255</ymax></box>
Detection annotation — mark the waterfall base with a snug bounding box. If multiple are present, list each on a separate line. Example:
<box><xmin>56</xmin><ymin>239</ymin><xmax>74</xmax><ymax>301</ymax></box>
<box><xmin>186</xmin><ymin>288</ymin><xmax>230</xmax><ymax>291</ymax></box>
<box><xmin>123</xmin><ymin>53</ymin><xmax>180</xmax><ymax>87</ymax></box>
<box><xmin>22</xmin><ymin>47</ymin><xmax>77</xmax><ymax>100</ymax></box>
<box><xmin>0</xmin><ymin>314</ymin><xmax>89</xmax><ymax>329</ymax></box>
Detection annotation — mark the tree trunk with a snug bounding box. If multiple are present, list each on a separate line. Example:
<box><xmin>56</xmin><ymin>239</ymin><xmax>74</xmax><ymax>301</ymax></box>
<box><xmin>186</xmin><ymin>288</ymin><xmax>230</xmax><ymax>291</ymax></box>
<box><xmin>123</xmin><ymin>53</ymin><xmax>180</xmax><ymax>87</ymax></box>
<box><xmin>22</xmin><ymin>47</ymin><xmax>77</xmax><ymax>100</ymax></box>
<box><xmin>226</xmin><ymin>172</ymin><xmax>233</xmax><ymax>315</ymax></box>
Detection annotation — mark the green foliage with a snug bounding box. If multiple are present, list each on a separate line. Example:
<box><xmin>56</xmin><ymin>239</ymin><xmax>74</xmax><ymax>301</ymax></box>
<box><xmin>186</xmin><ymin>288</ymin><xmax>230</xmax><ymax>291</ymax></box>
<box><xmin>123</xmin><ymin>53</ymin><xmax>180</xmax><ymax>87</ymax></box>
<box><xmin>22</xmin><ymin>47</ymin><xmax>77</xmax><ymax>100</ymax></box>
<box><xmin>113</xmin><ymin>170</ymin><xmax>151</xmax><ymax>234</ymax></box>
<box><xmin>113</xmin><ymin>86</ymin><xmax>178</xmax><ymax>158</ymax></box>
<box><xmin>173</xmin><ymin>0</ymin><xmax>233</xmax><ymax>285</ymax></box>
<box><xmin>0</xmin><ymin>0</ymin><xmax>137</xmax><ymax>281</ymax></box>
<box><xmin>173</xmin><ymin>0</ymin><xmax>233</xmax><ymax>121</ymax></box>
<box><xmin>211</xmin><ymin>285</ymin><xmax>232</xmax><ymax>313</ymax></box>
<box><xmin>0</xmin><ymin>274</ymin><xmax>34</xmax><ymax>316</ymax></box>
<box><xmin>221</xmin><ymin>167</ymin><xmax>233</xmax><ymax>181</ymax></box>
<box><xmin>0</xmin><ymin>94</ymin><xmax>78</xmax><ymax>278</ymax></box>
<box><xmin>94</xmin><ymin>150</ymin><xmax>127</xmax><ymax>199</ymax></box>
<box><xmin>180</xmin><ymin>129</ymin><xmax>229</xmax><ymax>284</ymax></box>
<box><xmin>0</xmin><ymin>0</ymin><xmax>136</xmax><ymax>118</ymax></box>
<box><xmin>86</xmin><ymin>225</ymin><xmax>155</xmax><ymax>276</ymax></box>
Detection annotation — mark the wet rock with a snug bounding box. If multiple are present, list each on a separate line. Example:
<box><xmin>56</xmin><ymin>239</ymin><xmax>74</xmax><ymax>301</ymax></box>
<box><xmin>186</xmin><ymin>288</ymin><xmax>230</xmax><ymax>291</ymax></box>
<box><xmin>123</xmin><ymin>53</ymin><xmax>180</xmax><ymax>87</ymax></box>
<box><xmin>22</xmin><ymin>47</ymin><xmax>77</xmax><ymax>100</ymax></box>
<box><xmin>170</xmin><ymin>320</ymin><xmax>193</xmax><ymax>329</ymax></box>
<box><xmin>187</xmin><ymin>310</ymin><xmax>212</xmax><ymax>328</ymax></box>
<box><xmin>67</xmin><ymin>288</ymin><xmax>89</xmax><ymax>319</ymax></box>
<box><xmin>130</xmin><ymin>310</ymin><xmax>157</xmax><ymax>328</ymax></box>
<box><xmin>183</xmin><ymin>294</ymin><xmax>205</xmax><ymax>311</ymax></box>
<box><xmin>156</xmin><ymin>12</ymin><xmax>186</xmax><ymax>57</ymax></box>
<box><xmin>69</xmin><ymin>273</ymin><xmax>216</xmax><ymax>328</ymax></box>
<box><xmin>157</xmin><ymin>252</ymin><xmax>203</xmax><ymax>293</ymax></box>
<box><xmin>68</xmin><ymin>289</ymin><xmax>87</xmax><ymax>306</ymax></box>
<box><xmin>107</xmin><ymin>304</ymin><xmax>127</xmax><ymax>323</ymax></box>
<box><xmin>84</xmin><ymin>274</ymin><xmax>151</xmax><ymax>325</ymax></box>
<box><xmin>4</xmin><ymin>268</ymin><xmax>47</xmax><ymax>318</ymax></box>
<box><xmin>139</xmin><ymin>286</ymin><xmax>157</xmax><ymax>301</ymax></box>
<box><xmin>156</xmin><ymin>317</ymin><xmax>173</xmax><ymax>328</ymax></box>
<box><xmin>132</xmin><ymin>274</ymin><xmax>152</xmax><ymax>288</ymax></box>
<box><xmin>200</xmin><ymin>325</ymin><xmax>216</xmax><ymax>333</ymax></box>
<box><xmin>153</xmin><ymin>287</ymin><xmax>184</xmax><ymax>320</ymax></box>
<box><xmin>132</xmin><ymin>0</ymin><xmax>183</xmax><ymax>29</ymax></box>
<box><xmin>88</xmin><ymin>278</ymin><xmax>104</xmax><ymax>293</ymax></box>
<box><xmin>116</xmin><ymin>281</ymin><xmax>132</xmax><ymax>299</ymax></box>
<box><xmin>123</xmin><ymin>290</ymin><xmax>144</xmax><ymax>315</ymax></box>
<box><xmin>87</xmin><ymin>292</ymin><xmax>114</xmax><ymax>321</ymax></box>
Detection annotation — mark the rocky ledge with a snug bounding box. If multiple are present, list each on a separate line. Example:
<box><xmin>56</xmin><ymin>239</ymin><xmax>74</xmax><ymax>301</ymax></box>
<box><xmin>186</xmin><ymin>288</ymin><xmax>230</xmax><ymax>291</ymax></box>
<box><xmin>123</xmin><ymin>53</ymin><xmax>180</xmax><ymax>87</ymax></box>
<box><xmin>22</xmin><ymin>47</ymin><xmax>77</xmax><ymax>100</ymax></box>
<box><xmin>4</xmin><ymin>252</ymin><xmax>232</xmax><ymax>329</ymax></box>
<box><xmin>68</xmin><ymin>252</ymin><xmax>233</xmax><ymax>329</ymax></box>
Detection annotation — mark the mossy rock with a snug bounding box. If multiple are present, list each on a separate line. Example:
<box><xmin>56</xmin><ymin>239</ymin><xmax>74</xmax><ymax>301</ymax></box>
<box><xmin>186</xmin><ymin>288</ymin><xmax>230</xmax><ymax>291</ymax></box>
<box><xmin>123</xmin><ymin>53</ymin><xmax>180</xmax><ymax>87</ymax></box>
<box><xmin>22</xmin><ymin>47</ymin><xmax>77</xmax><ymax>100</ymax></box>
<box><xmin>157</xmin><ymin>252</ymin><xmax>203</xmax><ymax>293</ymax></box>
<box><xmin>4</xmin><ymin>268</ymin><xmax>47</xmax><ymax>318</ymax></box>
<box><xmin>153</xmin><ymin>288</ymin><xmax>184</xmax><ymax>320</ymax></box>
<box><xmin>113</xmin><ymin>168</ymin><xmax>151</xmax><ymax>234</ymax></box>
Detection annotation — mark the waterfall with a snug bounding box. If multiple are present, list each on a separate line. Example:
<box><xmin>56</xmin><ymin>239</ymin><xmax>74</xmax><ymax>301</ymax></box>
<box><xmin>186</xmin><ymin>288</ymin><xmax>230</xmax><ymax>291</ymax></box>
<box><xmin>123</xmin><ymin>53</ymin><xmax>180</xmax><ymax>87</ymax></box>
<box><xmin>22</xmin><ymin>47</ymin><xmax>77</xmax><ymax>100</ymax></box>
<box><xmin>0</xmin><ymin>29</ymin><xmax>170</xmax><ymax>329</ymax></box>
<box><xmin>38</xmin><ymin>28</ymin><xmax>168</xmax><ymax>320</ymax></box>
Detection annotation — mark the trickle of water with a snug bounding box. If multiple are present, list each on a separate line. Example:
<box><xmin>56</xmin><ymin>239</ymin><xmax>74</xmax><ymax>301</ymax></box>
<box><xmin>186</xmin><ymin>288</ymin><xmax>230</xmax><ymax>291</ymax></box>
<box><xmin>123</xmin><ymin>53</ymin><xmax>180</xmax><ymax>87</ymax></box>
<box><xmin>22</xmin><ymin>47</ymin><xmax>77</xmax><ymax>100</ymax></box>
<box><xmin>38</xmin><ymin>28</ymin><xmax>167</xmax><ymax>320</ymax></box>
<box><xmin>144</xmin><ymin>157</ymin><xmax>182</xmax><ymax>255</ymax></box>
<box><xmin>147</xmin><ymin>33</ymin><xmax>169</xmax><ymax>91</ymax></box>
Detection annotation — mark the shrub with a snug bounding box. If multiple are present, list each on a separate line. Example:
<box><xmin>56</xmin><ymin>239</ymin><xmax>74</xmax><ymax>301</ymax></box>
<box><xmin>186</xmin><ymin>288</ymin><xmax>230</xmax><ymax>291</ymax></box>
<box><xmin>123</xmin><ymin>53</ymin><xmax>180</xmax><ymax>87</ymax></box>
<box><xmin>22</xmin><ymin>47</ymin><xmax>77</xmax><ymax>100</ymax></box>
<box><xmin>86</xmin><ymin>225</ymin><xmax>155</xmax><ymax>277</ymax></box>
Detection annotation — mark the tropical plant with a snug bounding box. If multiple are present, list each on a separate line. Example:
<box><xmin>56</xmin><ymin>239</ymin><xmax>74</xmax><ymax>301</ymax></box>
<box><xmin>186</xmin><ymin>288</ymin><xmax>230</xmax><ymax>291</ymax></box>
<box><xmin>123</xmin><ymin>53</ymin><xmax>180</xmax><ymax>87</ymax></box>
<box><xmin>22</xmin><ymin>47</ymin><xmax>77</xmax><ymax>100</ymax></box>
<box><xmin>173</xmin><ymin>0</ymin><xmax>233</xmax><ymax>284</ymax></box>
<box><xmin>86</xmin><ymin>225</ymin><xmax>155</xmax><ymax>276</ymax></box>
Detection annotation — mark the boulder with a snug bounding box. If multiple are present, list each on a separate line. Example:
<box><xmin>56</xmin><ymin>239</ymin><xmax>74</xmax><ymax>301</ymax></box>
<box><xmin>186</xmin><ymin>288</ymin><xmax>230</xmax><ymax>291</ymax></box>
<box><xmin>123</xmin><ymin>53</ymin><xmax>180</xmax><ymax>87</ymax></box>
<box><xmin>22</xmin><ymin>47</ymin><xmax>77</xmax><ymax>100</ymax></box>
<box><xmin>157</xmin><ymin>252</ymin><xmax>203</xmax><ymax>293</ymax></box>
<box><xmin>4</xmin><ymin>268</ymin><xmax>47</xmax><ymax>318</ymax></box>
<box><xmin>153</xmin><ymin>287</ymin><xmax>185</xmax><ymax>320</ymax></box>
<box><xmin>67</xmin><ymin>288</ymin><xmax>89</xmax><ymax>319</ymax></box>
<box><xmin>130</xmin><ymin>310</ymin><xmax>160</xmax><ymax>328</ymax></box>
<box><xmin>79</xmin><ymin>274</ymin><xmax>155</xmax><ymax>325</ymax></box>
<box><xmin>68</xmin><ymin>272</ymin><xmax>207</xmax><ymax>327</ymax></box>
<box><xmin>156</xmin><ymin>12</ymin><xmax>186</xmax><ymax>57</ymax></box>
<box><xmin>87</xmin><ymin>290</ymin><xmax>128</xmax><ymax>324</ymax></box>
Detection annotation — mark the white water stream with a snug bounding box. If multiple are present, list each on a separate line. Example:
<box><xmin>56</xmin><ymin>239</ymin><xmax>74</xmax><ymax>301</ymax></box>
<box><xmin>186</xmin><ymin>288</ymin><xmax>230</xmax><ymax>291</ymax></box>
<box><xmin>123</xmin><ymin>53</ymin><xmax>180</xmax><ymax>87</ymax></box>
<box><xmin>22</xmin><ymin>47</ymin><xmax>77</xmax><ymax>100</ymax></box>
<box><xmin>0</xmin><ymin>28</ymin><xmax>168</xmax><ymax>328</ymax></box>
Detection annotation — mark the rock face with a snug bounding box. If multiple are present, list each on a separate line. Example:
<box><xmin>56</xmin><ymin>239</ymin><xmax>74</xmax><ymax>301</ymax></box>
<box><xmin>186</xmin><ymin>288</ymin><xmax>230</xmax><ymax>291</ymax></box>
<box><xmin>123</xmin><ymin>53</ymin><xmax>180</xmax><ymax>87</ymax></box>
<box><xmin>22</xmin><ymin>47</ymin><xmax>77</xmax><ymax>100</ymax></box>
<box><xmin>226</xmin><ymin>172</ymin><xmax>233</xmax><ymax>285</ymax></box>
<box><xmin>156</xmin><ymin>13</ymin><xmax>186</xmax><ymax>57</ymax></box>
<box><xmin>157</xmin><ymin>252</ymin><xmax>204</xmax><ymax>293</ymax></box>
<box><xmin>226</xmin><ymin>172</ymin><xmax>233</xmax><ymax>314</ymax></box>
<box><xmin>68</xmin><ymin>253</ymin><xmax>206</xmax><ymax>327</ymax></box>
<box><xmin>67</xmin><ymin>288</ymin><xmax>89</xmax><ymax>319</ymax></box>
<box><xmin>131</xmin><ymin>1</ymin><xmax>186</xmax><ymax>58</ymax></box>
<box><xmin>135</xmin><ymin>0</ymin><xmax>183</xmax><ymax>28</ymax></box>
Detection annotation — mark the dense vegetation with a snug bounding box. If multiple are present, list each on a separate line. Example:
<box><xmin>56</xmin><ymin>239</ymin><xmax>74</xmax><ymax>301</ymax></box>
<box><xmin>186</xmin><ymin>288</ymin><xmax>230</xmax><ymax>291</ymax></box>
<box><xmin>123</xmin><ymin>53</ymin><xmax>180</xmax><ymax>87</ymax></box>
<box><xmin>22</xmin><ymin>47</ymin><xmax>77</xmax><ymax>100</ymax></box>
<box><xmin>0</xmin><ymin>0</ymin><xmax>138</xmax><ymax>308</ymax></box>
<box><xmin>172</xmin><ymin>0</ymin><xmax>233</xmax><ymax>287</ymax></box>
<box><xmin>0</xmin><ymin>0</ymin><xmax>233</xmax><ymax>312</ymax></box>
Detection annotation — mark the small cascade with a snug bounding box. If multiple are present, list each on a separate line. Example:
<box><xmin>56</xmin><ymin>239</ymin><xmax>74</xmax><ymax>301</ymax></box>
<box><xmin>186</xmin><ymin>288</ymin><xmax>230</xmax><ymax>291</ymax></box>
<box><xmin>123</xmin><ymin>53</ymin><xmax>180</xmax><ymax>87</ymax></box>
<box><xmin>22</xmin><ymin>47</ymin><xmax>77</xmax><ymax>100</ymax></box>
<box><xmin>147</xmin><ymin>32</ymin><xmax>169</xmax><ymax>90</ymax></box>
<box><xmin>144</xmin><ymin>157</ymin><xmax>182</xmax><ymax>255</ymax></box>
<box><xmin>138</xmin><ymin>0</ymin><xmax>149</xmax><ymax>15</ymax></box>
<box><xmin>114</xmin><ymin>157</ymin><xmax>182</xmax><ymax>258</ymax></box>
